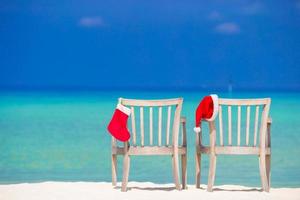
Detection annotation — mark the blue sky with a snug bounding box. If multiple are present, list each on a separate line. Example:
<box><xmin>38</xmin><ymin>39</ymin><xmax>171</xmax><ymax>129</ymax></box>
<box><xmin>0</xmin><ymin>0</ymin><xmax>299</xmax><ymax>90</ymax></box>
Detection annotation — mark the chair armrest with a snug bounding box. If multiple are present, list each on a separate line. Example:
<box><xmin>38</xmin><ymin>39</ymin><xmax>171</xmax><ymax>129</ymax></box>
<box><xmin>111</xmin><ymin>137</ymin><xmax>117</xmax><ymax>147</ymax></box>
<box><xmin>267</xmin><ymin>117</ymin><xmax>272</xmax><ymax>124</ymax></box>
<box><xmin>267</xmin><ymin>117</ymin><xmax>272</xmax><ymax>148</ymax></box>
<box><xmin>180</xmin><ymin>116</ymin><xmax>187</xmax><ymax>146</ymax></box>
<box><xmin>123</xmin><ymin>141</ymin><xmax>130</xmax><ymax>153</ymax></box>
<box><xmin>180</xmin><ymin>116</ymin><xmax>186</xmax><ymax>123</ymax></box>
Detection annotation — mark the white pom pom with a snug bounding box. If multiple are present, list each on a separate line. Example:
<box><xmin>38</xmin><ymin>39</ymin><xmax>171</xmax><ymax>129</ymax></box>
<box><xmin>194</xmin><ymin>127</ymin><xmax>201</xmax><ymax>133</ymax></box>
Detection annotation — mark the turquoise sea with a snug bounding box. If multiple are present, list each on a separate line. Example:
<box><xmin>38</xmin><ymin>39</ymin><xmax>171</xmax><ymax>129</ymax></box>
<box><xmin>0</xmin><ymin>91</ymin><xmax>299</xmax><ymax>187</ymax></box>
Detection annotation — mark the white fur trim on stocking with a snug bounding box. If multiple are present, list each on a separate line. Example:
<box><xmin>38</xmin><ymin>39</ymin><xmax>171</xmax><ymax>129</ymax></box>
<box><xmin>116</xmin><ymin>103</ymin><xmax>131</xmax><ymax>116</ymax></box>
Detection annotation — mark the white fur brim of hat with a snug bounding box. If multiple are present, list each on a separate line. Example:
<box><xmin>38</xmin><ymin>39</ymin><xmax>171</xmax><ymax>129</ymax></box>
<box><xmin>194</xmin><ymin>94</ymin><xmax>219</xmax><ymax>133</ymax></box>
<box><xmin>205</xmin><ymin>94</ymin><xmax>218</xmax><ymax>121</ymax></box>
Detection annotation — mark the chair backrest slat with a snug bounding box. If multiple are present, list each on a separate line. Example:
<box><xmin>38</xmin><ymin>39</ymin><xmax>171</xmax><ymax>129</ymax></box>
<box><xmin>254</xmin><ymin>106</ymin><xmax>259</xmax><ymax>146</ymax></box>
<box><xmin>149</xmin><ymin>107</ymin><xmax>153</xmax><ymax>145</ymax></box>
<box><xmin>218</xmin><ymin>105</ymin><xmax>224</xmax><ymax>146</ymax></box>
<box><xmin>237</xmin><ymin>106</ymin><xmax>241</xmax><ymax>146</ymax></box>
<box><xmin>228</xmin><ymin>106</ymin><xmax>232</xmax><ymax>145</ymax></box>
<box><xmin>131</xmin><ymin>106</ymin><xmax>136</xmax><ymax>146</ymax></box>
<box><xmin>246</xmin><ymin>106</ymin><xmax>250</xmax><ymax>145</ymax></box>
<box><xmin>140</xmin><ymin>107</ymin><xmax>144</xmax><ymax>146</ymax></box>
<box><xmin>158</xmin><ymin>106</ymin><xmax>162</xmax><ymax>146</ymax></box>
<box><xmin>166</xmin><ymin>106</ymin><xmax>171</xmax><ymax>146</ymax></box>
<box><xmin>213</xmin><ymin>98</ymin><xmax>271</xmax><ymax>148</ymax></box>
<box><xmin>120</xmin><ymin>98</ymin><xmax>183</xmax><ymax>147</ymax></box>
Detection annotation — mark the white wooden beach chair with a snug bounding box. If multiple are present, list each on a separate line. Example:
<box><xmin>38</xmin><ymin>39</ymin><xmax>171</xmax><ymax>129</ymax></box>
<box><xmin>195</xmin><ymin>98</ymin><xmax>272</xmax><ymax>192</ymax></box>
<box><xmin>111</xmin><ymin>98</ymin><xmax>187</xmax><ymax>192</ymax></box>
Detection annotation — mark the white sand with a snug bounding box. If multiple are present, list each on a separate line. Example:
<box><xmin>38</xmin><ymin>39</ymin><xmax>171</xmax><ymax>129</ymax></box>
<box><xmin>0</xmin><ymin>182</ymin><xmax>299</xmax><ymax>200</ymax></box>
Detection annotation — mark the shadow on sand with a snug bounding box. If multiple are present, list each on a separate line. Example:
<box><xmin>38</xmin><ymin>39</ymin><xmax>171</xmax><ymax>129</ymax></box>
<box><xmin>114</xmin><ymin>186</ymin><xmax>177</xmax><ymax>191</ymax></box>
<box><xmin>212</xmin><ymin>187</ymin><xmax>262</xmax><ymax>192</ymax></box>
<box><xmin>114</xmin><ymin>186</ymin><xmax>263</xmax><ymax>192</ymax></box>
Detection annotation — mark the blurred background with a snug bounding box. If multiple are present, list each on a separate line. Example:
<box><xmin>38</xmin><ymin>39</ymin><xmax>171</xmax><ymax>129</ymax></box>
<box><xmin>0</xmin><ymin>0</ymin><xmax>299</xmax><ymax>90</ymax></box>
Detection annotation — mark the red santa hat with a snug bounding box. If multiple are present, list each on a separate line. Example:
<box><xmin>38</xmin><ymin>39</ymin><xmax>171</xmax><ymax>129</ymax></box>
<box><xmin>107</xmin><ymin>103</ymin><xmax>131</xmax><ymax>142</ymax></box>
<box><xmin>194</xmin><ymin>94</ymin><xmax>219</xmax><ymax>133</ymax></box>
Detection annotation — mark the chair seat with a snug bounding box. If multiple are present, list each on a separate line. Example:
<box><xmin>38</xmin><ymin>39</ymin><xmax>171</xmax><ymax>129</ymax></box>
<box><xmin>198</xmin><ymin>145</ymin><xmax>271</xmax><ymax>155</ymax></box>
<box><xmin>113</xmin><ymin>146</ymin><xmax>187</xmax><ymax>156</ymax></box>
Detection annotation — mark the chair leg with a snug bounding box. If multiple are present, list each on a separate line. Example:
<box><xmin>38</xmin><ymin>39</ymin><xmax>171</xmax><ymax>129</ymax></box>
<box><xmin>259</xmin><ymin>155</ymin><xmax>269</xmax><ymax>192</ymax></box>
<box><xmin>181</xmin><ymin>154</ymin><xmax>187</xmax><ymax>189</ymax></box>
<box><xmin>172</xmin><ymin>154</ymin><xmax>181</xmax><ymax>190</ymax></box>
<box><xmin>112</xmin><ymin>154</ymin><xmax>117</xmax><ymax>186</ymax></box>
<box><xmin>207</xmin><ymin>153</ymin><xmax>217</xmax><ymax>192</ymax></box>
<box><xmin>121</xmin><ymin>154</ymin><xmax>130</xmax><ymax>192</ymax></box>
<box><xmin>266</xmin><ymin>154</ymin><xmax>271</xmax><ymax>190</ymax></box>
<box><xmin>195</xmin><ymin>152</ymin><xmax>201</xmax><ymax>188</ymax></box>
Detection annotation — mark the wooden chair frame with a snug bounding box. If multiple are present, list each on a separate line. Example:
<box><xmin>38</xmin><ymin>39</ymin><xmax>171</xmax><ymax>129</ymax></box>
<box><xmin>111</xmin><ymin>98</ymin><xmax>187</xmax><ymax>192</ymax></box>
<box><xmin>195</xmin><ymin>98</ymin><xmax>272</xmax><ymax>192</ymax></box>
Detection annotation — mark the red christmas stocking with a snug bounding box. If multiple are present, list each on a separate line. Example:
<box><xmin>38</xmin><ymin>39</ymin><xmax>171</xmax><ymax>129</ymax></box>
<box><xmin>107</xmin><ymin>103</ymin><xmax>131</xmax><ymax>142</ymax></box>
